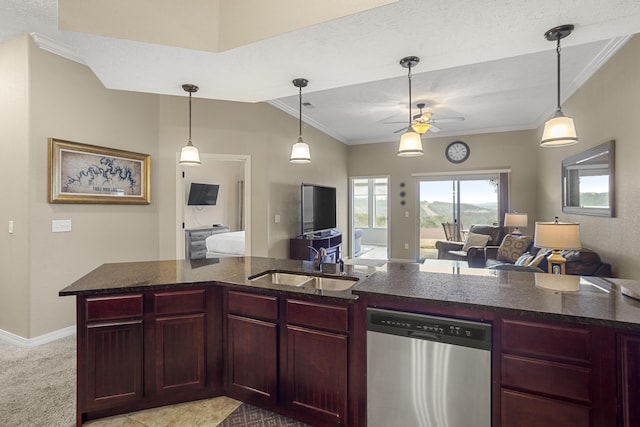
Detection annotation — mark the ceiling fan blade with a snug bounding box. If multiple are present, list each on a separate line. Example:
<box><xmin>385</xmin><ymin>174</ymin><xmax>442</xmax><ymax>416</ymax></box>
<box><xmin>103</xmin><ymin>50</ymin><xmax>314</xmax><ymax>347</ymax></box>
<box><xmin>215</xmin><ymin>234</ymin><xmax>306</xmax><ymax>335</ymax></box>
<box><xmin>429</xmin><ymin>124</ymin><xmax>441</xmax><ymax>133</ymax></box>
<box><xmin>393</xmin><ymin>126</ymin><xmax>411</xmax><ymax>134</ymax></box>
<box><xmin>384</xmin><ymin>121</ymin><xmax>408</xmax><ymax>125</ymax></box>
<box><xmin>430</xmin><ymin>116</ymin><xmax>465</xmax><ymax>123</ymax></box>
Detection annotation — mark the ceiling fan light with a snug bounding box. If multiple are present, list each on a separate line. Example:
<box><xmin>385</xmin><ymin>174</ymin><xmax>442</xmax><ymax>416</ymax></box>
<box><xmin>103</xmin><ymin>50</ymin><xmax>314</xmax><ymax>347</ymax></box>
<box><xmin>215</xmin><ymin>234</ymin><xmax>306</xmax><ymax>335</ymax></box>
<box><xmin>290</xmin><ymin>136</ymin><xmax>311</xmax><ymax>163</ymax></box>
<box><xmin>411</xmin><ymin>122</ymin><xmax>431</xmax><ymax>134</ymax></box>
<box><xmin>540</xmin><ymin>110</ymin><xmax>578</xmax><ymax>147</ymax></box>
<box><xmin>397</xmin><ymin>131</ymin><xmax>423</xmax><ymax>157</ymax></box>
<box><xmin>179</xmin><ymin>141</ymin><xmax>201</xmax><ymax>165</ymax></box>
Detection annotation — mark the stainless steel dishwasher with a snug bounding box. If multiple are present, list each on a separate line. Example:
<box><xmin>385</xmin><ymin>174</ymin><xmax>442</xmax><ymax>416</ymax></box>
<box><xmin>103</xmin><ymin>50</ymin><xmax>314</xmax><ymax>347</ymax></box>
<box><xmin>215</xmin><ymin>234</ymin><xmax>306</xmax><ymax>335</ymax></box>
<box><xmin>367</xmin><ymin>308</ymin><xmax>492</xmax><ymax>427</ymax></box>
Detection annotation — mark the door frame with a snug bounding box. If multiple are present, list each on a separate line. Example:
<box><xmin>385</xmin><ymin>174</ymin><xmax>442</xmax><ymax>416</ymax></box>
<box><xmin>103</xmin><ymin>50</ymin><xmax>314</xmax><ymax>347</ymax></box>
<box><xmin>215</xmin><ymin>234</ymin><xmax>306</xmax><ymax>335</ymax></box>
<box><xmin>175</xmin><ymin>152</ymin><xmax>252</xmax><ymax>259</ymax></box>
<box><xmin>349</xmin><ymin>175</ymin><xmax>390</xmax><ymax>259</ymax></box>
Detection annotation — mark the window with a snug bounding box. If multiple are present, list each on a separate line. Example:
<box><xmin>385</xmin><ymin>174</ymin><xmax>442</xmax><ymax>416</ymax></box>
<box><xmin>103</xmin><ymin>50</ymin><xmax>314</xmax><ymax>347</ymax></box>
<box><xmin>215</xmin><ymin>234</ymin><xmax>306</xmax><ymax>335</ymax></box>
<box><xmin>353</xmin><ymin>178</ymin><xmax>388</xmax><ymax>229</ymax></box>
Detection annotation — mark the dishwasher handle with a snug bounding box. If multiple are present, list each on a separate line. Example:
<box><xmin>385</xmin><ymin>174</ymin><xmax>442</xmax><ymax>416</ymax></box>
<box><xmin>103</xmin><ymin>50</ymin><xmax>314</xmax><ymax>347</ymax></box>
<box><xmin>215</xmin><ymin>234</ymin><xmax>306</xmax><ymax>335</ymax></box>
<box><xmin>407</xmin><ymin>330</ymin><xmax>442</xmax><ymax>342</ymax></box>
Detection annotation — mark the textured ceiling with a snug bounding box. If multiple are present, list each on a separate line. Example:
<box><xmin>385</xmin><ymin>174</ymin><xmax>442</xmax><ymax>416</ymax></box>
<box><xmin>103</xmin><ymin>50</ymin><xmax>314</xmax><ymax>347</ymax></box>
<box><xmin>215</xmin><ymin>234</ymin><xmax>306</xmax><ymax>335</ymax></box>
<box><xmin>3</xmin><ymin>0</ymin><xmax>640</xmax><ymax>144</ymax></box>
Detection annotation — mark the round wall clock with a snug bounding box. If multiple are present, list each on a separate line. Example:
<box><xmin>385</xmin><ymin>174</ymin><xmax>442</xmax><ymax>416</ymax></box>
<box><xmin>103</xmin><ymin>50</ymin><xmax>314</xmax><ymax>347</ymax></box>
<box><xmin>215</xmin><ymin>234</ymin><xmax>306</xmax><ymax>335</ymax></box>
<box><xmin>445</xmin><ymin>140</ymin><xmax>470</xmax><ymax>163</ymax></box>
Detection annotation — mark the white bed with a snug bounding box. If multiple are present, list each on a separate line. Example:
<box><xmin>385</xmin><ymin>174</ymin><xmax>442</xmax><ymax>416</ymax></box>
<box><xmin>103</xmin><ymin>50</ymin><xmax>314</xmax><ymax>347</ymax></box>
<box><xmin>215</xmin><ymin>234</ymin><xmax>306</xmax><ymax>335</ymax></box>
<box><xmin>205</xmin><ymin>230</ymin><xmax>245</xmax><ymax>257</ymax></box>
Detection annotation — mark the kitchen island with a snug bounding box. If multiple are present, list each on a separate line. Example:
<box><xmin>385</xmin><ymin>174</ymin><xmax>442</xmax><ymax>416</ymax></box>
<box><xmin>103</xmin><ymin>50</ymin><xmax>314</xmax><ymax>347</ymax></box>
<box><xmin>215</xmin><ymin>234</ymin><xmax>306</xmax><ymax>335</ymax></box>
<box><xmin>60</xmin><ymin>257</ymin><xmax>640</xmax><ymax>426</ymax></box>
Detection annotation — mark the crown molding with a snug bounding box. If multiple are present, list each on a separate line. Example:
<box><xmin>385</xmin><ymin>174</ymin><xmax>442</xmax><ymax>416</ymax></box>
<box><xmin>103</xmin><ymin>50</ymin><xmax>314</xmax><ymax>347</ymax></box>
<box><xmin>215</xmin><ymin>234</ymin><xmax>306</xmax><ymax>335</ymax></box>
<box><xmin>268</xmin><ymin>99</ymin><xmax>347</xmax><ymax>143</ymax></box>
<box><xmin>30</xmin><ymin>32</ymin><xmax>85</xmax><ymax>65</ymax></box>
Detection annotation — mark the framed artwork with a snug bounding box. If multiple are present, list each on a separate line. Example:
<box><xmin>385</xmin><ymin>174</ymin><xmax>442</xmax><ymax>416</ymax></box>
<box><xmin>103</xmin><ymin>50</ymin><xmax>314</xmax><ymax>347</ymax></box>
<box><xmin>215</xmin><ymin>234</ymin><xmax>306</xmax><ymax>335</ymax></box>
<box><xmin>48</xmin><ymin>138</ymin><xmax>151</xmax><ymax>204</ymax></box>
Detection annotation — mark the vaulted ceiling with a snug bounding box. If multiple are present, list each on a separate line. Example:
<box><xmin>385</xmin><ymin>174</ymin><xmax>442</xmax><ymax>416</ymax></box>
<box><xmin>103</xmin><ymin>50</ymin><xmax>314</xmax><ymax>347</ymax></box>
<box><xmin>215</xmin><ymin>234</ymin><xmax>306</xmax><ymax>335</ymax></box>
<box><xmin>3</xmin><ymin>0</ymin><xmax>640</xmax><ymax>144</ymax></box>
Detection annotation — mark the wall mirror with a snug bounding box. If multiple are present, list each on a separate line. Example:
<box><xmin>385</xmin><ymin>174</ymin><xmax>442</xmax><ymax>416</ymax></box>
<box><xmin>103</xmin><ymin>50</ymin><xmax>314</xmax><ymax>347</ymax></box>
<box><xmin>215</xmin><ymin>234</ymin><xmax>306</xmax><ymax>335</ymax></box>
<box><xmin>562</xmin><ymin>140</ymin><xmax>615</xmax><ymax>217</ymax></box>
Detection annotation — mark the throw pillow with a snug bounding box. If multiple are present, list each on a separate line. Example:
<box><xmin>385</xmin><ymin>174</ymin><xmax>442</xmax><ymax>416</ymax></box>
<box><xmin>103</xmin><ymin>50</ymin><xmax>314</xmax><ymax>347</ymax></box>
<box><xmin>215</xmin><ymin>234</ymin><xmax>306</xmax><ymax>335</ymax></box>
<box><xmin>462</xmin><ymin>232</ymin><xmax>491</xmax><ymax>252</ymax></box>
<box><xmin>496</xmin><ymin>235</ymin><xmax>533</xmax><ymax>263</ymax></box>
<box><xmin>515</xmin><ymin>254</ymin><xmax>534</xmax><ymax>266</ymax></box>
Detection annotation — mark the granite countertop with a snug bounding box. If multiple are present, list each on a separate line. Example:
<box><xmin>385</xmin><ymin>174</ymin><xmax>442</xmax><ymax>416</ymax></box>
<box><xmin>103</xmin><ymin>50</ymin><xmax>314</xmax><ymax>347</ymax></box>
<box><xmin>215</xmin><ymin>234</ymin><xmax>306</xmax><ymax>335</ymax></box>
<box><xmin>58</xmin><ymin>256</ymin><xmax>376</xmax><ymax>302</ymax></box>
<box><xmin>352</xmin><ymin>261</ymin><xmax>640</xmax><ymax>330</ymax></box>
<box><xmin>59</xmin><ymin>257</ymin><xmax>640</xmax><ymax>330</ymax></box>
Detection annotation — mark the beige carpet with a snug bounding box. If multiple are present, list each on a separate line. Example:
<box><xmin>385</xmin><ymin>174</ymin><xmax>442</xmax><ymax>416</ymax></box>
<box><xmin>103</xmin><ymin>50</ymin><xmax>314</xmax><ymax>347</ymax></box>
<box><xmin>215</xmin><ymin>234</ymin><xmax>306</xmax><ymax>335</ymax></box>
<box><xmin>0</xmin><ymin>335</ymin><xmax>76</xmax><ymax>427</ymax></box>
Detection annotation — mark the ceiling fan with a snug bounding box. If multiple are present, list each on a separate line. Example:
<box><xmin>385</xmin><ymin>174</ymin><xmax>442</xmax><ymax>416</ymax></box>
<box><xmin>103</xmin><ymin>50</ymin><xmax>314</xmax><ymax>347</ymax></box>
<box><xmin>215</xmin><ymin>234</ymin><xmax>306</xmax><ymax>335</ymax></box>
<box><xmin>389</xmin><ymin>103</ymin><xmax>465</xmax><ymax>134</ymax></box>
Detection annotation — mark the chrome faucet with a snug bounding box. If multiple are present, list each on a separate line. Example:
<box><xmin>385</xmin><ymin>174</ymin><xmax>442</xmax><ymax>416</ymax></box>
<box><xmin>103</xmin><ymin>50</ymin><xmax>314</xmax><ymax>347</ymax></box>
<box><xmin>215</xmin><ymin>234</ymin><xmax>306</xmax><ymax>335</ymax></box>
<box><xmin>308</xmin><ymin>246</ymin><xmax>327</xmax><ymax>271</ymax></box>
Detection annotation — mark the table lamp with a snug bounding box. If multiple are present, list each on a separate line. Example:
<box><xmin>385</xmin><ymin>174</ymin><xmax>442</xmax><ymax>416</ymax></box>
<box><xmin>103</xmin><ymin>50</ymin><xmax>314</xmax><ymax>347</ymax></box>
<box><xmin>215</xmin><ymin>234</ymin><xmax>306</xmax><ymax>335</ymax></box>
<box><xmin>504</xmin><ymin>213</ymin><xmax>528</xmax><ymax>235</ymax></box>
<box><xmin>534</xmin><ymin>217</ymin><xmax>581</xmax><ymax>275</ymax></box>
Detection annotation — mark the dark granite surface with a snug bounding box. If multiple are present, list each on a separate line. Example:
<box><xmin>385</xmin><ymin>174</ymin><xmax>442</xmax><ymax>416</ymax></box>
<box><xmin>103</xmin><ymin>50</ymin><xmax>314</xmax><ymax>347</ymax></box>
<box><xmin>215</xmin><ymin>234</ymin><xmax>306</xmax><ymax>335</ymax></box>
<box><xmin>58</xmin><ymin>256</ymin><xmax>376</xmax><ymax>302</ymax></box>
<box><xmin>353</xmin><ymin>262</ymin><xmax>640</xmax><ymax>330</ymax></box>
<box><xmin>59</xmin><ymin>257</ymin><xmax>640</xmax><ymax>329</ymax></box>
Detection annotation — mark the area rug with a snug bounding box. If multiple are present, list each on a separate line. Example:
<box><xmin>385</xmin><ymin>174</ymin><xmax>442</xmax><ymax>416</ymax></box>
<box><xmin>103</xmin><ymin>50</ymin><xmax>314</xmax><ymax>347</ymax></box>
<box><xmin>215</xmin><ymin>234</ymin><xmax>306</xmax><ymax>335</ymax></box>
<box><xmin>219</xmin><ymin>403</ymin><xmax>310</xmax><ymax>427</ymax></box>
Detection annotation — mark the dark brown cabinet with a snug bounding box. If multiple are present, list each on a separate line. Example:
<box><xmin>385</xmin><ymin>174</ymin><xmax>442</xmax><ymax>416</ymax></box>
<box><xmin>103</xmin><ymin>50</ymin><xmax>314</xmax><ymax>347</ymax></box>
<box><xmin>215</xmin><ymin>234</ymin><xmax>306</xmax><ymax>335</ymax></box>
<box><xmin>150</xmin><ymin>289</ymin><xmax>207</xmax><ymax>395</ymax></box>
<box><xmin>284</xmin><ymin>298</ymin><xmax>350</xmax><ymax>425</ymax></box>
<box><xmin>83</xmin><ymin>294</ymin><xmax>144</xmax><ymax>411</ymax></box>
<box><xmin>499</xmin><ymin>317</ymin><xmax>615</xmax><ymax>427</ymax></box>
<box><xmin>224</xmin><ymin>290</ymin><xmax>278</xmax><ymax>405</ymax></box>
<box><xmin>618</xmin><ymin>332</ymin><xmax>640</xmax><ymax>427</ymax></box>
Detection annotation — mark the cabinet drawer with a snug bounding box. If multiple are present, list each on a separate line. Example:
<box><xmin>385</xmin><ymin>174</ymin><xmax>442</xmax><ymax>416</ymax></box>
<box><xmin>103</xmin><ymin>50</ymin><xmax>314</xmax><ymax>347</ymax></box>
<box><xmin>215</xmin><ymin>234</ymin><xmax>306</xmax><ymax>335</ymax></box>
<box><xmin>502</xmin><ymin>319</ymin><xmax>590</xmax><ymax>363</ymax></box>
<box><xmin>190</xmin><ymin>241</ymin><xmax>207</xmax><ymax>250</ymax></box>
<box><xmin>502</xmin><ymin>389</ymin><xmax>590</xmax><ymax>427</ymax></box>
<box><xmin>190</xmin><ymin>249</ymin><xmax>207</xmax><ymax>259</ymax></box>
<box><xmin>286</xmin><ymin>299</ymin><xmax>349</xmax><ymax>333</ymax></box>
<box><xmin>502</xmin><ymin>354</ymin><xmax>591</xmax><ymax>402</ymax></box>
<box><xmin>154</xmin><ymin>289</ymin><xmax>206</xmax><ymax>315</ymax></box>
<box><xmin>189</xmin><ymin>230</ymin><xmax>213</xmax><ymax>240</ymax></box>
<box><xmin>227</xmin><ymin>290</ymin><xmax>278</xmax><ymax>321</ymax></box>
<box><xmin>86</xmin><ymin>294</ymin><xmax>143</xmax><ymax>322</ymax></box>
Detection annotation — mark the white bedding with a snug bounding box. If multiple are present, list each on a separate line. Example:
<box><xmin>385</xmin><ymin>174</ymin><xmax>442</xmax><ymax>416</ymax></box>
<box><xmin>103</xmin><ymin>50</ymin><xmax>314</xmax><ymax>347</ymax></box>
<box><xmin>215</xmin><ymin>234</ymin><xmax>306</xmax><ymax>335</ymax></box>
<box><xmin>205</xmin><ymin>230</ymin><xmax>245</xmax><ymax>256</ymax></box>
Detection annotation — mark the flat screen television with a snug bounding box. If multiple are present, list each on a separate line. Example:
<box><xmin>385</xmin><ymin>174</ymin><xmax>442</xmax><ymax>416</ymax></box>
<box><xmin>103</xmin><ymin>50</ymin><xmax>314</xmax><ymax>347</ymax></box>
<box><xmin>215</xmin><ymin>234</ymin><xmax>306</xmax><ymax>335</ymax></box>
<box><xmin>301</xmin><ymin>183</ymin><xmax>336</xmax><ymax>235</ymax></box>
<box><xmin>187</xmin><ymin>183</ymin><xmax>219</xmax><ymax>206</ymax></box>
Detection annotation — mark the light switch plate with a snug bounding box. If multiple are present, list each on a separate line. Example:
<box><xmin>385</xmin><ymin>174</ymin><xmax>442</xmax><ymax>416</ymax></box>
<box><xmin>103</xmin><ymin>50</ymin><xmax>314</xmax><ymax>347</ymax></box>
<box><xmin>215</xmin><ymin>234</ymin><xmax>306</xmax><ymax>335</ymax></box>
<box><xmin>52</xmin><ymin>219</ymin><xmax>72</xmax><ymax>232</ymax></box>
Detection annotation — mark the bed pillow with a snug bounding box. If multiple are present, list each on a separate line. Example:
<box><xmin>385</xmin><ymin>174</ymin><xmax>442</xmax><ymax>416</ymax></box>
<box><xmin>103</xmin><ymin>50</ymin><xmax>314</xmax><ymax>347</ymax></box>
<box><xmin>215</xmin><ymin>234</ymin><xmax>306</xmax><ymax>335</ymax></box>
<box><xmin>496</xmin><ymin>235</ymin><xmax>533</xmax><ymax>263</ymax></box>
<box><xmin>462</xmin><ymin>232</ymin><xmax>491</xmax><ymax>252</ymax></box>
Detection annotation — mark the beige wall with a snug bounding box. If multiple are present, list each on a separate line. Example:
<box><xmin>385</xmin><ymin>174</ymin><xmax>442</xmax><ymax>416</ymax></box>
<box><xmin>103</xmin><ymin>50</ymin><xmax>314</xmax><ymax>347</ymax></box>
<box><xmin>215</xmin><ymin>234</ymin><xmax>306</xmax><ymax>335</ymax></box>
<box><xmin>1</xmin><ymin>36</ymin><xmax>347</xmax><ymax>339</ymax></box>
<box><xmin>348</xmin><ymin>130</ymin><xmax>539</xmax><ymax>260</ymax></box>
<box><xmin>0</xmin><ymin>36</ymin><xmax>30</xmax><ymax>338</ymax></box>
<box><xmin>537</xmin><ymin>35</ymin><xmax>640</xmax><ymax>280</ymax></box>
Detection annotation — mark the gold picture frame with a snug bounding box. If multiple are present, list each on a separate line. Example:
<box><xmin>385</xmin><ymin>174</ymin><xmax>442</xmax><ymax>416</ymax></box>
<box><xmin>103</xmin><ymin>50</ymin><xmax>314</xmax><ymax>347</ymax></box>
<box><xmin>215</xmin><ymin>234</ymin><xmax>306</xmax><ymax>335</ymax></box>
<box><xmin>48</xmin><ymin>138</ymin><xmax>151</xmax><ymax>204</ymax></box>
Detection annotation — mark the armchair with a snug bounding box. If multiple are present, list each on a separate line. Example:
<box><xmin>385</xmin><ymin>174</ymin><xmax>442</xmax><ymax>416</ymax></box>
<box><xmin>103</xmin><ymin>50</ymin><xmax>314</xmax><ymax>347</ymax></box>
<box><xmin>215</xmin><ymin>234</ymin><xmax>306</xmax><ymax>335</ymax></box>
<box><xmin>435</xmin><ymin>224</ymin><xmax>506</xmax><ymax>261</ymax></box>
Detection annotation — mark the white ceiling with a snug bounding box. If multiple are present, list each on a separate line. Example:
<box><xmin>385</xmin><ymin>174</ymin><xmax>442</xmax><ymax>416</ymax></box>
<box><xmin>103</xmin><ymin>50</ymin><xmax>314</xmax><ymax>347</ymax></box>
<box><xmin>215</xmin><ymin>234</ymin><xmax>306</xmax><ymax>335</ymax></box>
<box><xmin>3</xmin><ymin>0</ymin><xmax>640</xmax><ymax>144</ymax></box>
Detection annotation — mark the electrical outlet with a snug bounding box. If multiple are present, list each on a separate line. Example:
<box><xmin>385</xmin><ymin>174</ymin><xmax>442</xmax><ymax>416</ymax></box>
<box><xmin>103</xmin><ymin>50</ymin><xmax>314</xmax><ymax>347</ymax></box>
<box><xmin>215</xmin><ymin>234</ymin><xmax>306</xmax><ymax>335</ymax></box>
<box><xmin>404</xmin><ymin>243</ymin><xmax>409</xmax><ymax>249</ymax></box>
<box><xmin>9</xmin><ymin>220</ymin><xmax>14</xmax><ymax>234</ymax></box>
<box><xmin>52</xmin><ymin>219</ymin><xmax>72</xmax><ymax>233</ymax></box>
<box><xmin>275</xmin><ymin>214</ymin><xmax>281</xmax><ymax>224</ymax></box>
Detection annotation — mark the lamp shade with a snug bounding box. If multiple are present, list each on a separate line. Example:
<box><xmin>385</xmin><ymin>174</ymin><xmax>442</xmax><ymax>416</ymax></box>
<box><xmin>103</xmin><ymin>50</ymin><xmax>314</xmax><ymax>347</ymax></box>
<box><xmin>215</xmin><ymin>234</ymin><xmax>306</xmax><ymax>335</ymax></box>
<box><xmin>540</xmin><ymin>111</ymin><xmax>578</xmax><ymax>147</ymax></box>
<box><xmin>504</xmin><ymin>213</ymin><xmax>528</xmax><ymax>228</ymax></box>
<box><xmin>397</xmin><ymin>131</ymin><xmax>423</xmax><ymax>157</ymax></box>
<box><xmin>534</xmin><ymin>221</ymin><xmax>581</xmax><ymax>249</ymax></box>
<box><xmin>289</xmin><ymin>137</ymin><xmax>311</xmax><ymax>164</ymax></box>
<box><xmin>179</xmin><ymin>141</ymin><xmax>201</xmax><ymax>166</ymax></box>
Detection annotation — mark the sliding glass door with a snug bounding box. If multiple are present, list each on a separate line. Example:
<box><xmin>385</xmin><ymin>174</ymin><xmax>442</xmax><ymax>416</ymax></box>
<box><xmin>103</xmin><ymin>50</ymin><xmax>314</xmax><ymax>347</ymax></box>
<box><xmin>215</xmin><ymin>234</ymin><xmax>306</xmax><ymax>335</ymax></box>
<box><xmin>418</xmin><ymin>174</ymin><xmax>506</xmax><ymax>259</ymax></box>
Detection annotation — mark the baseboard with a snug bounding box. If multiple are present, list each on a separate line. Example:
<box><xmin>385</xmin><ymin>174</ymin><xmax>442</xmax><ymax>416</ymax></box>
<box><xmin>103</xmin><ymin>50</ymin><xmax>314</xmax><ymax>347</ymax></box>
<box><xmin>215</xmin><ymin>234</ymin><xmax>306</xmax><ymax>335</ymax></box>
<box><xmin>0</xmin><ymin>325</ymin><xmax>76</xmax><ymax>348</ymax></box>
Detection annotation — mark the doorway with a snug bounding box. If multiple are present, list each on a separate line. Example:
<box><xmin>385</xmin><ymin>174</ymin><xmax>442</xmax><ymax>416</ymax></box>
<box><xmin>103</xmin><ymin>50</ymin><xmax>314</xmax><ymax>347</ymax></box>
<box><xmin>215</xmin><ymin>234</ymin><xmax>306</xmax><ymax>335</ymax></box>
<box><xmin>350</xmin><ymin>176</ymin><xmax>389</xmax><ymax>260</ymax></box>
<box><xmin>176</xmin><ymin>153</ymin><xmax>251</xmax><ymax>259</ymax></box>
<box><xmin>418</xmin><ymin>173</ymin><xmax>506</xmax><ymax>260</ymax></box>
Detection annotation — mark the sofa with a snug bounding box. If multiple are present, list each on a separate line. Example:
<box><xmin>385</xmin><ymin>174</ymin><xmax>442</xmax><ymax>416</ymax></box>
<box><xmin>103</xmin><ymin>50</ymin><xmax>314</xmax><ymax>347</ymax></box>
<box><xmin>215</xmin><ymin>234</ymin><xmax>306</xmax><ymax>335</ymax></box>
<box><xmin>435</xmin><ymin>224</ymin><xmax>506</xmax><ymax>261</ymax></box>
<box><xmin>468</xmin><ymin>245</ymin><xmax>613</xmax><ymax>277</ymax></box>
<box><xmin>354</xmin><ymin>228</ymin><xmax>363</xmax><ymax>256</ymax></box>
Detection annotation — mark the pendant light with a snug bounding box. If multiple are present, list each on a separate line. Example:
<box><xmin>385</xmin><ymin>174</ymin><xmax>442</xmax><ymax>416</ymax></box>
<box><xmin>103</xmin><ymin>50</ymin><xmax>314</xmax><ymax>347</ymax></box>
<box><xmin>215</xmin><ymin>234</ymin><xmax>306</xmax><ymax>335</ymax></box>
<box><xmin>540</xmin><ymin>24</ymin><xmax>578</xmax><ymax>147</ymax></box>
<box><xmin>179</xmin><ymin>83</ymin><xmax>201</xmax><ymax>166</ymax></box>
<box><xmin>290</xmin><ymin>78</ymin><xmax>311</xmax><ymax>164</ymax></box>
<box><xmin>397</xmin><ymin>56</ymin><xmax>423</xmax><ymax>157</ymax></box>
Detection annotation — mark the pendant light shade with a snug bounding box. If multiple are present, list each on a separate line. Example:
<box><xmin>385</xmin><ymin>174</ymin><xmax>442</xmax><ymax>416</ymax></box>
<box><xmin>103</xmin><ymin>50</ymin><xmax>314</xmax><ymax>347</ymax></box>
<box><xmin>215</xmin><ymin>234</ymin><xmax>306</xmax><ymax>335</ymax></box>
<box><xmin>179</xmin><ymin>84</ymin><xmax>201</xmax><ymax>166</ymax></box>
<box><xmin>397</xmin><ymin>56</ymin><xmax>423</xmax><ymax>157</ymax></box>
<box><xmin>290</xmin><ymin>78</ymin><xmax>311</xmax><ymax>164</ymax></box>
<box><xmin>541</xmin><ymin>25</ymin><xmax>578</xmax><ymax>148</ymax></box>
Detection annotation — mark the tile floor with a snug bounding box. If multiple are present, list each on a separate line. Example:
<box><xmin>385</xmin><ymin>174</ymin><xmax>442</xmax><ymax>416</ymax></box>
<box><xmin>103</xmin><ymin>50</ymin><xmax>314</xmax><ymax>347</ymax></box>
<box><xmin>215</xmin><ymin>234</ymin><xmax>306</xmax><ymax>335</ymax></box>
<box><xmin>83</xmin><ymin>396</ymin><xmax>242</xmax><ymax>426</ymax></box>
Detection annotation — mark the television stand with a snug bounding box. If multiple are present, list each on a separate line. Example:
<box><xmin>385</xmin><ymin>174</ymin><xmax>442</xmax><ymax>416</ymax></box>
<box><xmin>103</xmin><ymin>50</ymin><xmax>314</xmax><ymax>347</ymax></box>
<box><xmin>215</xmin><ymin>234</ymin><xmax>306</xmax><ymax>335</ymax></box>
<box><xmin>289</xmin><ymin>231</ymin><xmax>342</xmax><ymax>262</ymax></box>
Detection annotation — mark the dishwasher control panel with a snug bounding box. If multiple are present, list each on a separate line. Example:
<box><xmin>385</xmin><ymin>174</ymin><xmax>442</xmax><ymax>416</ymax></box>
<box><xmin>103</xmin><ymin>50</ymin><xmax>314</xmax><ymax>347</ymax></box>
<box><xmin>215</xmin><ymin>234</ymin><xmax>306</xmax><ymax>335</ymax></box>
<box><xmin>366</xmin><ymin>308</ymin><xmax>492</xmax><ymax>351</ymax></box>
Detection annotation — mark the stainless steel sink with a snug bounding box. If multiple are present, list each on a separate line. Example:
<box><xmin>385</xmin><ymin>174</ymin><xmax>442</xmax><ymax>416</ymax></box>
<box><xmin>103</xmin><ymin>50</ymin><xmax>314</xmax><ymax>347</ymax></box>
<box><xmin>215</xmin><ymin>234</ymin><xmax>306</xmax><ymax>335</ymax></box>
<box><xmin>249</xmin><ymin>271</ymin><xmax>358</xmax><ymax>291</ymax></box>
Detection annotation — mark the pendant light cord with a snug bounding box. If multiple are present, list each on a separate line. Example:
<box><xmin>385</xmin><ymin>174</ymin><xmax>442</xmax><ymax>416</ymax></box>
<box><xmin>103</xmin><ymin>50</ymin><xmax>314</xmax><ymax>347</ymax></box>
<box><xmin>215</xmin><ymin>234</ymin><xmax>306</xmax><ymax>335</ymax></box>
<box><xmin>556</xmin><ymin>38</ymin><xmax>562</xmax><ymax>111</ymax></box>
<box><xmin>188</xmin><ymin>91</ymin><xmax>193</xmax><ymax>143</ymax></box>
<box><xmin>298</xmin><ymin>85</ymin><xmax>303</xmax><ymax>136</ymax></box>
<box><xmin>407</xmin><ymin>64</ymin><xmax>413</xmax><ymax>125</ymax></box>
